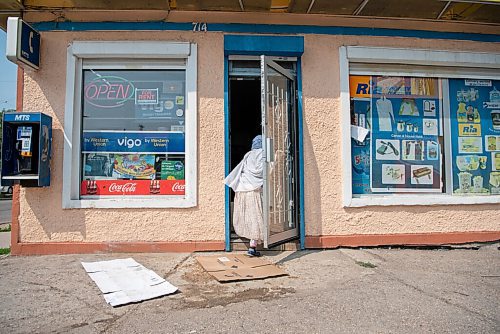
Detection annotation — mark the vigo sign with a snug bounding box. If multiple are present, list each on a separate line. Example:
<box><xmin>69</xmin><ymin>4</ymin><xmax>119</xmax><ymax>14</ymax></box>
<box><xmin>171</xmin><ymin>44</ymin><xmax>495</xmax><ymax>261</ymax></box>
<box><xmin>82</xmin><ymin>131</ymin><xmax>185</xmax><ymax>154</ymax></box>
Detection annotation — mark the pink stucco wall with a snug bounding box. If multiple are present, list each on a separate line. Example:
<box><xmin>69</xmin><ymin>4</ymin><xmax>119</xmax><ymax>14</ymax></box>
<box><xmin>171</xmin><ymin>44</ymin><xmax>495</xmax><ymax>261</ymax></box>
<box><xmin>20</xmin><ymin>31</ymin><xmax>226</xmax><ymax>243</ymax></box>
<box><xmin>18</xmin><ymin>28</ymin><xmax>500</xmax><ymax>244</ymax></box>
<box><xmin>301</xmin><ymin>35</ymin><xmax>500</xmax><ymax>236</ymax></box>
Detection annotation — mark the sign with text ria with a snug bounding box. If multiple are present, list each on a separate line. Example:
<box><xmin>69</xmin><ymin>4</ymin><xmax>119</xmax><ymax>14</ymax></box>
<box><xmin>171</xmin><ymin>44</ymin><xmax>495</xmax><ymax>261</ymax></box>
<box><xmin>6</xmin><ymin>17</ymin><xmax>41</xmax><ymax>70</ymax></box>
<box><xmin>349</xmin><ymin>76</ymin><xmax>371</xmax><ymax>98</ymax></box>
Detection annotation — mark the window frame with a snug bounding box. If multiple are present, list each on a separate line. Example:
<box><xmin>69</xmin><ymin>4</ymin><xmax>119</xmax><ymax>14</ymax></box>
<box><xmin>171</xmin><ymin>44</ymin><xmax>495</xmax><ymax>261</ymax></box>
<box><xmin>340</xmin><ymin>46</ymin><xmax>500</xmax><ymax>207</ymax></box>
<box><xmin>62</xmin><ymin>41</ymin><xmax>197</xmax><ymax>209</ymax></box>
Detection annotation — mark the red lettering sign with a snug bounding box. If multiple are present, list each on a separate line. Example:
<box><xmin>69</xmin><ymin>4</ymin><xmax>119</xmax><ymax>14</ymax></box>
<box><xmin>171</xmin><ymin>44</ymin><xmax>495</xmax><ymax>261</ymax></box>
<box><xmin>135</xmin><ymin>88</ymin><xmax>159</xmax><ymax>105</ymax></box>
<box><xmin>81</xmin><ymin>179</ymin><xmax>185</xmax><ymax>196</ymax></box>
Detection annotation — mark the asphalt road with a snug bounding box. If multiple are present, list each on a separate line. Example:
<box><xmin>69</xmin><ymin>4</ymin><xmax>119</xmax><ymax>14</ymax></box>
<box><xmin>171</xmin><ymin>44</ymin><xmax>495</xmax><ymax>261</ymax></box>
<box><xmin>0</xmin><ymin>198</ymin><xmax>12</xmax><ymax>225</ymax></box>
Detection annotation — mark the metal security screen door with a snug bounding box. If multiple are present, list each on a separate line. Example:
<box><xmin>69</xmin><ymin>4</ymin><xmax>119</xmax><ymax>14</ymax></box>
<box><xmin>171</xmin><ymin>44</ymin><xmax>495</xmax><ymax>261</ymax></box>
<box><xmin>261</xmin><ymin>56</ymin><xmax>299</xmax><ymax>248</ymax></box>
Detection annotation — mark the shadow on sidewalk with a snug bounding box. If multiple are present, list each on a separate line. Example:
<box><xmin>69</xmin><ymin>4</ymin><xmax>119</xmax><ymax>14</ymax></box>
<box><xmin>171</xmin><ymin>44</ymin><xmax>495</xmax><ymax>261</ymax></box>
<box><xmin>267</xmin><ymin>249</ymin><xmax>321</xmax><ymax>265</ymax></box>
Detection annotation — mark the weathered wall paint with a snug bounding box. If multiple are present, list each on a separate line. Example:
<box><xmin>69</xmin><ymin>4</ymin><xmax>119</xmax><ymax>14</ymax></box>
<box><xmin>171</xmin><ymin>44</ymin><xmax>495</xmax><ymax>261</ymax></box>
<box><xmin>19</xmin><ymin>29</ymin><xmax>500</xmax><ymax>244</ymax></box>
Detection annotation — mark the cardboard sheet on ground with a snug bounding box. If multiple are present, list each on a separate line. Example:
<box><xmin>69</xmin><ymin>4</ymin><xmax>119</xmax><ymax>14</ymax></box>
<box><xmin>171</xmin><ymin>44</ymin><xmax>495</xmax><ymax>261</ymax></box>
<box><xmin>81</xmin><ymin>258</ymin><xmax>177</xmax><ymax>307</ymax></box>
<box><xmin>196</xmin><ymin>254</ymin><xmax>287</xmax><ymax>282</ymax></box>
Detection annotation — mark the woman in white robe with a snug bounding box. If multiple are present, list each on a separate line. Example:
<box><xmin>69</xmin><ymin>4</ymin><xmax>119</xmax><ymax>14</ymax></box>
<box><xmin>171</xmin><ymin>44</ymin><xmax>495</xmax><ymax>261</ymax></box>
<box><xmin>224</xmin><ymin>135</ymin><xmax>264</xmax><ymax>256</ymax></box>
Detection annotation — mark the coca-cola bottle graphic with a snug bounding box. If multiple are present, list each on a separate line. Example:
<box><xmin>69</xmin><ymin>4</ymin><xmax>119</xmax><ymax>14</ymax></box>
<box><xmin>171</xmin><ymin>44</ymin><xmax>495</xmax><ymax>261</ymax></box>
<box><xmin>86</xmin><ymin>179</ymin><xmax>98</xmax><ymax>195</ymax></box>
<box><xmin>150</xmin><ymin>179</ymin><xmax>160</xmax><ymax>194</ymax></box>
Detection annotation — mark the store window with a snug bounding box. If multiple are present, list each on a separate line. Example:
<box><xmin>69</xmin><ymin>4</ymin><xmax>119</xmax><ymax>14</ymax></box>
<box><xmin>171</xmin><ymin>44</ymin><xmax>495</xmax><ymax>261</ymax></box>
<box><xmin>81</xmin><ymin>70</ymin><xmax>186</xmax><ymax>197</ymax></box>
<box><xmin>351</xmin><ymin>76</ymin><xmax>444</xmax><ymax>194</ymax></box>
<box><xmin>350</xmin><ymin>76</ymin><xmax>500</xmax><ymax>198</ymax></box>
<box><xmin>350</xmin><ymin>76</ymin><xmax>443</xmax><ymax>194</ymax></box>
<box><xmin>63</xmin><ymin>42</ymin><xmax>197</xmax><ymax>208</ymax></box>
<box><xmin>341</xmin><ymin>46</ymin><xmax>500</xmax><ymax>206</ymax></box>
<box><xmin>449</xmin><ymin>79</ymin><xmax>500</xmax><ymax>195</ymax></box>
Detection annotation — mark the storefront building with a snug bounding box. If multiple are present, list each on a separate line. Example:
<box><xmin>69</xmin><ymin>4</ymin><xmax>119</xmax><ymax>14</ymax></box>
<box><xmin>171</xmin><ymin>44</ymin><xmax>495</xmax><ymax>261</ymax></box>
<box><xmin>1</xmin><ymin>1</ymin><xmax>499</xmax><ymax>255</ymax></box>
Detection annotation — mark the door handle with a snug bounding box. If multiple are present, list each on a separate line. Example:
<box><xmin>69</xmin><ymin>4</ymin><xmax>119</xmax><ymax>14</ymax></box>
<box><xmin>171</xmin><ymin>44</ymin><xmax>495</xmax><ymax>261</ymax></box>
<box><xmin>266</xmin><ymin>137</ymin><xmax>274</xmax><ymax>162</ymax></box>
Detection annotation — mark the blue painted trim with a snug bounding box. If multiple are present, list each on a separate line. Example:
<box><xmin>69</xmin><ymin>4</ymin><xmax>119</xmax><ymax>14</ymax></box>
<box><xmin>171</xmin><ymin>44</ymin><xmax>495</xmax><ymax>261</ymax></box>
<box><xmin>224</xmin><ymin>35</ymin><xmax>304</xmax><ymax>56</ymax></box>
<box><xmin>297</xmin><ymin>60</ymin><xmax>306</xmax><ymax>250</ymax></box>
<box><xmin>32</xmin><ymin>21</ymin><xmax>500</xmax><ymax>43</ymax></box>
<box><xmin>224</xmin><ymin>56</ymin><xmax>231</xmax><ymax>252</ymax></box>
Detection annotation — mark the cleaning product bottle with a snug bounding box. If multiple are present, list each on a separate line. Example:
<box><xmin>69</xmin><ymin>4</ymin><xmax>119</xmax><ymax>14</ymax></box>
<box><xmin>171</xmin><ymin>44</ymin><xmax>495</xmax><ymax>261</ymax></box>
<box><xmin>457</xmin><ymin>102</ymin><xmax>467</xmax><ymax>122</ymax></box>
<box><xmin>473</xmin><ymin>108</ymin><xmax>480</xmax><ymax>123</ymax></box>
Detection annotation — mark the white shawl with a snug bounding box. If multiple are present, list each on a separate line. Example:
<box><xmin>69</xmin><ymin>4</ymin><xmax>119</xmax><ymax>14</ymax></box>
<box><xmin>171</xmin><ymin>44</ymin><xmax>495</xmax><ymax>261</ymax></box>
<box><xmin>224</xmin><ymin>149</ymin><xmax>264</xmax><ymax>192</ymax></box>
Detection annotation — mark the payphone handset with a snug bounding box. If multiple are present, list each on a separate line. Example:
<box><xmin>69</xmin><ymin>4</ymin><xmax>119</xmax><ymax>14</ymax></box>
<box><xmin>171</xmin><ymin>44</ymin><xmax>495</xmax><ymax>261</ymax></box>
<box><xmin>16</xmin><ymin>126</ymin><xmax>33</xmax><ymax>173</ymax></box>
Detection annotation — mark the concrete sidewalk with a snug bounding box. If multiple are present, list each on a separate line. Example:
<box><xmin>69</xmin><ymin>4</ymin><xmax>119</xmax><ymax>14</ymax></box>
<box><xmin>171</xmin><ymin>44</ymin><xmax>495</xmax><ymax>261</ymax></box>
<box><xmin>0</xmin><ymin>245</ymin><xmax>499</xmax><ymax>333</ymax></box>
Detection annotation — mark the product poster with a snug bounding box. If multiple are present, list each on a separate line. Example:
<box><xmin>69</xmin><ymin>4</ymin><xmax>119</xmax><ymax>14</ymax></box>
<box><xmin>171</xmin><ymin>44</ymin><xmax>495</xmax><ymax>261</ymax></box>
<box><xmin>161</xmin><ymin>160</ymin><xmax>185</xmax><ymax>180</ymax></box>
<box><xmin>449</xmin><ymin>79</ymin><xmax>500</xmax><ymax>195</ymax></box>
<box><xmin>351</xmin><ymin>97</ymin><xmax>371</xmax><ymax>194</ymax></box>
<box><xmin>83</xmin><ymin>153</ymin><xmax>114</xmax><ymax>177</ymax></box>
<box><xmin>112</xmin><ymin>154</ymin><xmax>156</xmax><ymax>180</ymax></box>
<box><xmin>83</xmin><ymin>154</ymin><xmax>156</xmax><ymax>180</ymax></box>
<box><xmin>369</xmin><ymin>76</ymin><xmax>442</xmax><ymax>192</ymax></box>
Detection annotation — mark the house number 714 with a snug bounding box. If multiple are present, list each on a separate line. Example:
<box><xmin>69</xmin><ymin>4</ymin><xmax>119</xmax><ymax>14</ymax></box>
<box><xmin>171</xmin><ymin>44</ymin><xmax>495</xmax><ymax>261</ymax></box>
<box><xmin>192</xmin><ymin>22</ymin><xmax>208</xmax><ymax>32</ymax></box>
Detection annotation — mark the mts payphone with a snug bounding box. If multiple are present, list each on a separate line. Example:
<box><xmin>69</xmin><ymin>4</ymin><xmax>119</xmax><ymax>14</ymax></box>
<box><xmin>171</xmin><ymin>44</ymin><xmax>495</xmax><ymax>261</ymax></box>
<box><xmin>1</xmin><ymin>112</ymin><xmax>52</xmax><ymax>187</ymax></box>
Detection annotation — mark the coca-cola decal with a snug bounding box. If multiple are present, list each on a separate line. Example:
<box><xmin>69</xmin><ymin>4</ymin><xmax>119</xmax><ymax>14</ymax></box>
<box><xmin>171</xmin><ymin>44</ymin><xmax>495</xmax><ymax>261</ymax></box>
<box><xmin>108</xmin><ymin>182</ymin><xmax>137</xmax><ymax>193</ymax></box>
<box><xmin>81</xmin><ymin>180</ymin><xmax>185</xmax><ymax>196</ymax></box>
<box><xmin>171</xmin><ymin>182</ymin><xmax>185</xmax><ymax>193</ymax></box>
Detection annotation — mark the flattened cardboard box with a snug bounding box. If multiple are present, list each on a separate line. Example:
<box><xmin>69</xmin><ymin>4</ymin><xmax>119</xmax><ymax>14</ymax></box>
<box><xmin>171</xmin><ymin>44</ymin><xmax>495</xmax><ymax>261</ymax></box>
<box><xmin>196</xmin><ymin>255</ymin><xmax>287</xmax><ymax>282</ymax></box>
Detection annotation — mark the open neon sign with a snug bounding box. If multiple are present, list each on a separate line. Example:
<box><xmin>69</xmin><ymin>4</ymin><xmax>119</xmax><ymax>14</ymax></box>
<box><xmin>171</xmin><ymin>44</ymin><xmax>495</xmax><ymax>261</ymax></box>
<box><xmin>84</xmin><ymin>76</ymin><xmax>135</xmax><ymax>108</ymax></box>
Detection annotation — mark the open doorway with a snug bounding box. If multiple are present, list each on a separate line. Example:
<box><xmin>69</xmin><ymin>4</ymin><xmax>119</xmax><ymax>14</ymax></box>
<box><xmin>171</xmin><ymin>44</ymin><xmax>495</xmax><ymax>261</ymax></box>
<box><xmin>227</xmin><ymin>58</ymin><xmax>300</xmax><ymax>249</ymax></box>
<box><xmin>228</xmin><ymin>77</ymin><xmax>261</xmax><ymax>246</ymax></box>
<box><xmin>229</xmin><ymin>78</ymin><xmax>261</xmax><ymax>174</ymax></box>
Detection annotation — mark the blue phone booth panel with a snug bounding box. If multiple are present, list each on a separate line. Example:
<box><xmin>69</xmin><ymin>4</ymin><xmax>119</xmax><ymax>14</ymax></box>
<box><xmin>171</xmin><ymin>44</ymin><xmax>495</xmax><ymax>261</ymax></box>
<box><xmin>1</xmin><ymin>112</ymin><xmax>52</xmax><ymax>187</ymax></box>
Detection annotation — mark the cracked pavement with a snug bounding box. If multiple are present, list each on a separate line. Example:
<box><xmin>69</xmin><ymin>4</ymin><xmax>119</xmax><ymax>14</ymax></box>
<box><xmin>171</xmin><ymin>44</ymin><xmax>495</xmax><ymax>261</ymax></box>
<box><xmin>0</xmin><ymin>245</ymin><xmax>499</xmax><ymax>333</ymax></box>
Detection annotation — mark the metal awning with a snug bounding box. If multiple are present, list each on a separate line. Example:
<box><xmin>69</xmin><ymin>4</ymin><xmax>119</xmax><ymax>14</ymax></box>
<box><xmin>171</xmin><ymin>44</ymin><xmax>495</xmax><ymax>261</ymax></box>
<box><xmin>1</xmin><ymin>0</ymin><xmax>499</xmax><ymax>30</ymax></box>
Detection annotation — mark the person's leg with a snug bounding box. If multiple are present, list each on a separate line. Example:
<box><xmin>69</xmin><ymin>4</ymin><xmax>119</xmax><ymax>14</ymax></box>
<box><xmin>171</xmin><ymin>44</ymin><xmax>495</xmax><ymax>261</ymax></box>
<box><xmin>248</xmin><ymin>239</ymin><xmax>261</xmax><ymax>257</ymax></box>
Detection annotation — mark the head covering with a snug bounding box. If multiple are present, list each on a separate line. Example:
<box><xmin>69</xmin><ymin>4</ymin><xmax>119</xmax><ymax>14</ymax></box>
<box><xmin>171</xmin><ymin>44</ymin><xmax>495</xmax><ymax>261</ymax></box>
<box><xmin>251</xmin><ymin>135</ymin><xmax>262</xmax><ymax>150</ymax></box>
